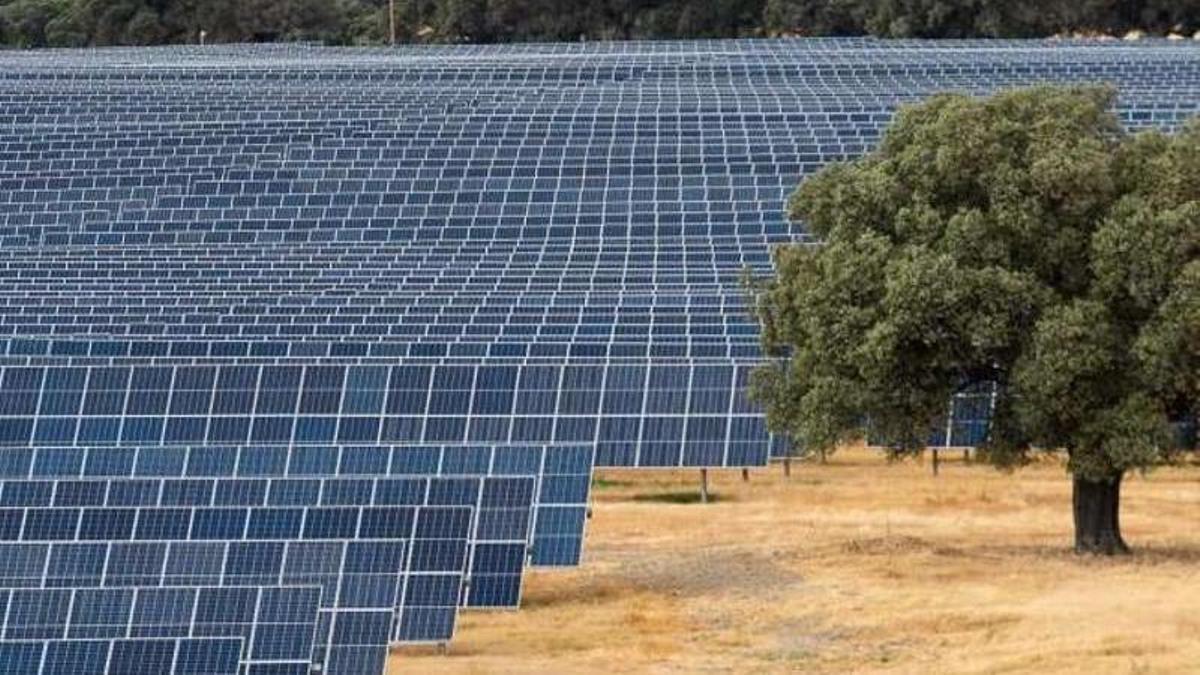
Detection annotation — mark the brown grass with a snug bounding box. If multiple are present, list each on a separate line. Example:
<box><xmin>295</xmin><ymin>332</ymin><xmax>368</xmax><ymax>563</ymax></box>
<box><xmin>390</xmin><ymin>446</ymin><xmax>1200</xmax><ymax>674</ymax></box>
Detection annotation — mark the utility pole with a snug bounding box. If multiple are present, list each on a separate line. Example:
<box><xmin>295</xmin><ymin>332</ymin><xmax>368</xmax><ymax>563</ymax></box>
<box><xmin>389</xmin><ymin>0</ymin><xmax>397</xmax><ymax>45</ymax></box>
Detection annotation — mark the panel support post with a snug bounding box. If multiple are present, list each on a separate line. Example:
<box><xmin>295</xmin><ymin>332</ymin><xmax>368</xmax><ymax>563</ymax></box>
<box><xmin>783</xmin><ymin>458</ymin><xmax>791</xmax><ymax>479</ymax></box>
<box><xmin>963</xmin><ymin>448</ymin><xmax>971</xmax><ymax>464</ymax></box>
<box><xmin>931</xmin><ymin>449</ymin><xmax>940</xmax><ymax>477</ymax></box>
<box><xmin>699</xmin><ymin>469</ymin><xmax>709</xmax><ymax>504</ymax></box>
<box><xmin>741</xmin><ymin>467</ymin><xmax>749</xmax><ymax>482</ymax></box>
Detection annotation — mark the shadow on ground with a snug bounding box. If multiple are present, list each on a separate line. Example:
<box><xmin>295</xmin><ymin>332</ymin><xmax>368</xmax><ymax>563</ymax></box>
<box><xmin>630</xmin><ymin>490</ymin><xmax>732</xmax><ymax>504</ymax></box>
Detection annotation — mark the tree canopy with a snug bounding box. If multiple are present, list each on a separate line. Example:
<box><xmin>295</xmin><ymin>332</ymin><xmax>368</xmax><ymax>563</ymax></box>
<box><xmin>750</xmin><ymin>86</ymin><xmax>1200</xmax><ymax>554</ymax></box>
<box><xmin>5</xmin><ymin>0</ymin><xmax>1200</xmax><ymax>48</ymax></box>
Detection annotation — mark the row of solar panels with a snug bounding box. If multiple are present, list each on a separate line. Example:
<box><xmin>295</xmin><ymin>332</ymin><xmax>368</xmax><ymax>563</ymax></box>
<box><xmin>0</xmin><ymin>340</ymin><xmax>766</xmax><ymax>362</ymax></box>
<box><xmin>0</xmin><ymin>334</ymin><xmax>751</xmax><ymax>360</ymax></box>
<box><xmin>4</xmin><ymin>223</ymin><xmax>799</xmax><ymax>246</ymax></box>
<box><xmin>0</xmin><ymin>361</ymin><xmax>772</xmax><ymax>468</ymax></box>
<box><xmin>6</xmin><ymin>230</ymin><xmax>797</xmax><ymax>251</ymax></box>
<box><xmin>0</xmin><ymin>96</ymin><xmax>1190</xmax><ymax>117</ymax></box>
<box><xmin>0</xmin><ymin>319</ymin><xmax>764</xmax><ymax>344</ymax></box>
<box><xmin>7</xmin><ymin>63</ymin><xmax>1200</xmax><ymax>84</ymax></box>
<box><xmin>0</xmin><ymin>443</ymin><xmax>595</xmax><ymax>674</ymax></box>
<box><xmin>2</xmin><ymin>637</ymin><xmax>245</xmax><ymax>675</ymax></box>
<box><xmin>0</xmin><ymin>104</ymin><xmax>1182</xmax><ymax>127</ymax></box>
<box><xmin>6</xmin><ymin>36</ymin><xmax>1200</xmax><ymax>52</ymax></box>
<box><xmin>0</xmin><ymin>121</ymin><xmax>885</xmax><ymax>140</ymax></box>
<box><xmin>870</xmin><ymin>384</ymin><xmax>1198</xmax><ymax>452</ymax></box>
<box><xmin>5</xmin><ymin>40</ymin><xmax>1200</xmax><ymax>675</ymax></box>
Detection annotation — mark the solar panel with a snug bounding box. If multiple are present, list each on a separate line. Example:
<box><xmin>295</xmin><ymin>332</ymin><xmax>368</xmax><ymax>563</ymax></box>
<box><xmin>928</xmin><ymin>384</ymin><xmax>998</xmax><ymax>450</ymax></box>
<box><xmin>1176</xmin><ymin>417</ymin><xmax>1198</xmax><ymax>450</ymax></box>
<box><xmin>0</xmin><ymin>475</ymin><xmax>521</xmax><ymax>606</ymax></box>
<box><xmin>0</xmin><ymin>500</ymin><xmax>473</xmax><ymax>673</ymax></box>
<box><xmin>0</xmin><ymin>442</ymin><xmax>596</xmax><ymax>602</ymax></box>
<box><xmin>0</xmin><ymin>361</ymin><xmax>768</xmax><ymax>468</ymax></box>
<box><xmin>1</xmin><ymin>445</ymin><xmax>591</xmax><ymax>535</ymax></box>
<box><xmin>0</xmin><ymin>637</ymin><xmax>243</xmax><ymax>675</ymax></box>
<box><xmin>528</xmin><ymin>445</ymin><xmax>595</xmax><ymax>567</ymax></box>
<box><xmin>4</xmin><ymin>39</ymin><xmax>1200</xmax><ymax>666</ymax></box>
<box><xmin>0</xmin><ymin>585</ymin><xmax>317</xmax><ymax>673</ymax></box>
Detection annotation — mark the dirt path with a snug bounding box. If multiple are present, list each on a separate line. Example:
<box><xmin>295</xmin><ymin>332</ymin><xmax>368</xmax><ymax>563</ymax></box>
<box><xmin>392</xmin><ymin>448</ymin><xmax>1200</xmax><ymax>674</ymax></box>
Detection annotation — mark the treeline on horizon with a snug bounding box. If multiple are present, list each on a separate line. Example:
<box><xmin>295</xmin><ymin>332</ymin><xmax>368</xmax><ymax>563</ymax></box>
<box><xmin>2</xmin><ymin>0</ymin><xmax>1200</xmax><ymax>48</ymax></box>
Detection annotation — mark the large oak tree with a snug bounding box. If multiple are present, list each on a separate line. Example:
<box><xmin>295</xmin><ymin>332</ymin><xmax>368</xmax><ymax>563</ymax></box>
<box><xmin>750</xmin><ymin>86</ymin><xmax>1199</xmax><ymax>554</ymax></box>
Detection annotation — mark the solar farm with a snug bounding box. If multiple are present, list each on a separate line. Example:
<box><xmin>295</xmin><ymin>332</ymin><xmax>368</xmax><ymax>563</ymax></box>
<box><xmin>1</xmin><ymin>38</ymin><xmax>1199</xmax><ymax>674</ymax></box>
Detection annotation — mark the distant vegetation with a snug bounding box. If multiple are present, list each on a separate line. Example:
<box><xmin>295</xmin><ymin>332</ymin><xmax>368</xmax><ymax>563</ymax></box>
<box><xmin>4</xmin><ymin>0</ymin><xmax>1200</xmax><ymax>48</ymax></box>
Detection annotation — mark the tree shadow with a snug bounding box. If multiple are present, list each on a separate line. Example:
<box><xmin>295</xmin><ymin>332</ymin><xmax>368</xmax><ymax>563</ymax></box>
<box><xmin>935</xmin><ymin>542</ymin><xmax>1200</xmax><ymax>565</ymax></box>
<box><xmin>629</xmin><ymin>491</ymin><xmax>732</xmax><ymax>504</ymax></box>
<box><xmin>591</xmin><ymin>477</ymin><xmax>637</xmax><ymax>490</ymax></box>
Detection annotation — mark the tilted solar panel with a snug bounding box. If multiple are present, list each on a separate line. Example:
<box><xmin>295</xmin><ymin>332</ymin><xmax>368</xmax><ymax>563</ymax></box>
<box><xmin>0</xmin><ymin>585</ymin><xmax>317</xmax><ymax>674</ymax></box>
<box><xmin>3</xmin><ymin>39</ymin><xmax>1200</xmax><ymax>670</ymax></box>
<box><xmin>0</xmin><ymin>442</ymin><xmax>596</xmax><ymax>601</ymax></box>
<box><xmin>0</xmin><ymin>361</ymin><xmax>768</xmax><ymax>468</ymax></box>
<box><xmin>0</xmin><ymin>501</ymin><xmax>472</xmax><ymax>674</ymax></box>
<box><xmin>0</xmin><ymin>473</ymin><xmax>530</xmax><ymax>609</ymax></box>
<box><xmin>0</xmin><ymin>637</ymin><xmax>243</xmax><ymax>675</ymax></box>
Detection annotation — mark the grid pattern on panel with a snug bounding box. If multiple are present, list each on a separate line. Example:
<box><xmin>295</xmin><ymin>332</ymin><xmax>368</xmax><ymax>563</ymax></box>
<box><xmin>5</xmin><ymin>39</ymin><xmax>1200</xmax><ymax>669</ymax></box>
<box><xmin>533</xmin><ymin>445</ymin><xmax>596</xmax><ymax>567</ymax></box>
<box><xmin>0</xmin><ymin>585</ymin><xmax>317</xmax><ymax>674</ymax></box>
<box><xmin>0</xmin><ymin>637</ymin><xmax>243</xmax><ymax>675</ymax></box>
<box><xmin>0</xmin><ymin>361</ymin><xmax>768</xmax><ymax>468</ymax></box>
<box><xmin>0</xmin><ymin>442</ymin><xmax>592</xmax><ymax>605</ymax></box>
<box><xmin>0</xmin><ymin>439</ymin><xmax>595</xmax><ymax>569</ymax></box>
<box><xmin>0</xmin><ymin>502</ymin><xmax>473</xmax><ymax>674</ymax></box>
<box><xmin>927</xmin><ymin>384</ymin><xmax>998</xmax><ymax>450</ymax></box>
<box><xmin>385</xmin><ymin>444</ymin><xmax>597</xmax><ymax>570</ymax></box>
<box><xmin>429</xmin><ymin>475</ymin><xmax>536</xmax><ymax>609</ymax></box>
<box><xmin>864</xmin><ymin>384</ymin><xmax>998</xmax><ymax>451</ymax></box>
<box><xmin>7</xmin><ymin>41</ymin><xmax>1200</xmax><ymax>471</ymax></box>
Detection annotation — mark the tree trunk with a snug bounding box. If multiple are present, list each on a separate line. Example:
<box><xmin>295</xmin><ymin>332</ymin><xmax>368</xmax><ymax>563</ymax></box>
<box><xmin>1072</xmin><ymin>472</ymin><xmax>1131</xmax><ymax>555</ymax></box>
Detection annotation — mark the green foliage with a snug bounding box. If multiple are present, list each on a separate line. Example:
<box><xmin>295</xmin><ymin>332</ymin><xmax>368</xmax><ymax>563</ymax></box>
<box><xmin>763</xmin><ymin>0</ymin><xmax>1200</xmax><ymax>38</ymax></box>
<box><xmin>0</xmin><ymin>0</ymin><xmax>75</xmax><ymax>47</ymax></box>
<box><xmin>5</xmin><ymin>0</ymin><xmax>1200</xmax><ymax>47</ymax></box>
<box><xmin>750</xmin><ymin>86</ymin><xmax>1199</xmax><ymax>481</ymax></box>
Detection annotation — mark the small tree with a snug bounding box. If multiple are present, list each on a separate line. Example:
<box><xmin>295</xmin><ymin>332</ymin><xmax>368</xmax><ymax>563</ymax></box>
<box><xmin>750</xmin><ymin>86</ymin><xmax>1199</xmax><ymax>555</ymax></box>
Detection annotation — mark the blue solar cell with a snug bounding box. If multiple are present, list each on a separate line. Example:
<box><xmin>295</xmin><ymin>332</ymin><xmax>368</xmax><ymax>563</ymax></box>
<box><xmin>0</xmin><ymin>502</ymin><xmax>471</xmax><ymax>670</ymax></box>
<box><xmin>0</xmin><ymin>638</ymin><xmax>242</xmax><ymax>675</ymax></box>
<box><xmin>0</xmin><ymin>356</ymin><xmax>771</xmax><ymax>468</ymax></box>
<box><xmin>2</xmin><ymin>443</ymin><xmax>593</xmax><ymax>594</ymax></box>
<box><xmin>7</xmin><ymin>38</ymin><xmax>1198</xmax><ymax>665</ymax></box>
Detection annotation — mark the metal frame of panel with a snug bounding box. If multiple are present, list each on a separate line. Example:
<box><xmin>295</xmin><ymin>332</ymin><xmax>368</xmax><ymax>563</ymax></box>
<box><xmin>0</xmin><ymin>637</ymin><xmax>244</xmax><ymax>675</ymax></box>
<box><xmin>0</xmin><ymin>442</ymin><xmax>597</xmax><ymax>598</ymax></box>
<box><xmin>0</xmin><ymin>361</ymin><xmax>768</xmax><ymax>468</ymax></box>
<box><xmin>0</xmin><ymin>502</ymin><xmax>473</xmax><ymax>674</ymax></box>
<box><xmin>0</xmin><ymin>585</ymin><xmax>317</xmax><ymax>674</ymax></box>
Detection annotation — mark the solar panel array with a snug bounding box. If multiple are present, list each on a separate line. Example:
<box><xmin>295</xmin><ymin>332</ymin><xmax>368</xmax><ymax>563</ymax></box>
<box><xmin>0</xmin><ymin>585</ymin><xmax>318</xmax><ymax>673</ymax></box>
<box><xmin>4</xmin><ymin>38</ymin><xmax>1200</xmax><ymax>672</ymax></box>
<box><xmin>1</xmin><ymin>637</ymin><xmax>244</xmax><ymax>675</ymax></box>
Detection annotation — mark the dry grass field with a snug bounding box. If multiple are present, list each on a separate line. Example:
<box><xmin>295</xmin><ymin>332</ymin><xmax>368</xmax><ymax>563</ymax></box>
<box><xmin>391</xmin><ymin>446</ymin><xmax>1200</xmax><ymax>674</ymax></box>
